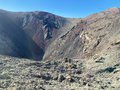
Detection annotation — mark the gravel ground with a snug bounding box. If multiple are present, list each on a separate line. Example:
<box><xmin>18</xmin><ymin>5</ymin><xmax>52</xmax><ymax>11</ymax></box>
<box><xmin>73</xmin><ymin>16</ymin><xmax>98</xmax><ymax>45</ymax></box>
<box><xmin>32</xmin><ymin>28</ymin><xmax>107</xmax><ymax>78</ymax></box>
<box><xmin>0</xmin><ymin>55</ymin><xmax>120</xmax><ymax>90</ymax></box>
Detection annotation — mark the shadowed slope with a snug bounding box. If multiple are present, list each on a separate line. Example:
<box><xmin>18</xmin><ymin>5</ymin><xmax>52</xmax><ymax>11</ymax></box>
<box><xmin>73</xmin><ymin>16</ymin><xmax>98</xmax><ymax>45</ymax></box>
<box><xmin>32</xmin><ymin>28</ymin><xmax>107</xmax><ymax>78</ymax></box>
<box><xmin>0</xmin><ymin>10</ymin><xmax>44</xmax><ymax>60</ymax></box>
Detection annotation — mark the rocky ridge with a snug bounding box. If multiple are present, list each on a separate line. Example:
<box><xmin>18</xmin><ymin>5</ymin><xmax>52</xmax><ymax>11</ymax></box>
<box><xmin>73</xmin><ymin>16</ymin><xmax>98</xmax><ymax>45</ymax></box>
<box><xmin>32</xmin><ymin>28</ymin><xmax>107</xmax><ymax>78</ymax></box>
<box><xmin>0</xmin><ymin>7</ymin><xmax>120</xmax><ymax>90</ymax></box>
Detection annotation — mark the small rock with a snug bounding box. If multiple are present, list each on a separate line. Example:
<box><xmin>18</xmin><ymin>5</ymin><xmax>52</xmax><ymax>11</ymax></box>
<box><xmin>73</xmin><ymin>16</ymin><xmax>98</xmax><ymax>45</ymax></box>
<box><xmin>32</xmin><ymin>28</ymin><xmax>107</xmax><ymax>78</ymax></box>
<box><xmin>64</xmin><ymin>58</ymin><xmax>72</xmax><ymax>63</ymax></box>
<box><xmin>70</xmin><ymin>64</ymin><xmax>77</xmax><ymax>69</ymax></box>
<box><xmin>100</xmin><ymin>85</ymin><xmax>108</xmax><ymax>89</ymax></box>
<box><xmin>58</xmin><ymin>74</ymin><xmax>66</xmax><ymax>82</ymax></box>
<box><xmin>66</xmin><ymin>75</ymin><xmax>77</xmax><ymax>83</ymax></box>
<box><xmin>95</xmin><ymin>57</ymin><xmax>105</xmax><ymax>63</ymax></box>
<box><xmin>41</xmin><ymin>73</ymin><xmax>52</xmax><ymax>80</ymax></box>
<box><xmin>76</xmin><ymin>69</ymin><xmax>82</xmax><ymax>74</ymax></box>
<box><xmin>83</xmin><ymin>81</ymin><xmax>87</xmax><ymax>85</ymax></box>
<box><xmin>36</xmin><ymin>86</ymin><xmax>45</xmax><ymax>90</ymax></box>
<box><xmin>69</xmin><ymin>77</ymin><xmax>75</xmax><ymax>83</ymax></box>
<box><xmin>53</xmin><ymin>76</ymin><xmax>58</xmax><ymax>80</ymax></box>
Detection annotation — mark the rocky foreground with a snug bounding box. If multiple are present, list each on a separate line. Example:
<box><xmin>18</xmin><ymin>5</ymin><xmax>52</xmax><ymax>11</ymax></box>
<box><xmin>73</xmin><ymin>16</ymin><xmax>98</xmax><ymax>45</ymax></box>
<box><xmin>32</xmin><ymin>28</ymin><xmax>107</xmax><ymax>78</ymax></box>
<box><xmin>0</xmin><ymin>55</ymin><xmax>120</xmax><ymax>90</ymax></box>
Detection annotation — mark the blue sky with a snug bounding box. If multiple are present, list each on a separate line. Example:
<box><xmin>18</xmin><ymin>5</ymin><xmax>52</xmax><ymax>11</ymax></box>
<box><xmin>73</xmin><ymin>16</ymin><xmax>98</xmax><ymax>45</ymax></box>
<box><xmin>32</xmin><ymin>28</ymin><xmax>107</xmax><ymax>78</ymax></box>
<box><xmin>0</xmin><ymin>0</ymin><xmax>120</xmax><ymax>18</ymax></box>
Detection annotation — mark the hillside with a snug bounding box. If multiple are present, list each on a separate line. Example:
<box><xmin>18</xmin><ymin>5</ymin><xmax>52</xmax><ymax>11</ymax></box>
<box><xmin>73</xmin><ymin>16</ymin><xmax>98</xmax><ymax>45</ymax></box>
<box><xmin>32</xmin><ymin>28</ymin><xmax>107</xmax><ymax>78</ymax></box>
<box><xmin>44</xmin><ymin>7</ymin><xmax>120</xmax><ymax>61</ymax></box>
<box><xmin>0</xmin><ymin>9</ymin><xmax>80</xmax><ymax>60</ymax></box>
<box><xmin>0</xmin><ymin>8</ymin><xmax>120</xmax><ymax>90</ymax></box>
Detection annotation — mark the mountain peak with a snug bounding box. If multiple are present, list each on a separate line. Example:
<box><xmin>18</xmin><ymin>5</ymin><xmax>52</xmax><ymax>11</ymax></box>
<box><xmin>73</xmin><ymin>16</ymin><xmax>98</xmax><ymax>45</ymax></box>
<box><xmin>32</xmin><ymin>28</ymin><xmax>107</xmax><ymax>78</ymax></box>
<box><xmin>107</xmin><ymin>7</ymin><xmax>119</xmax><ymax>10</ymax></box>
<box><xmin>105</xmin><ymin>7</ymin><xmax>120</xmax><ymax>14</ymax></box>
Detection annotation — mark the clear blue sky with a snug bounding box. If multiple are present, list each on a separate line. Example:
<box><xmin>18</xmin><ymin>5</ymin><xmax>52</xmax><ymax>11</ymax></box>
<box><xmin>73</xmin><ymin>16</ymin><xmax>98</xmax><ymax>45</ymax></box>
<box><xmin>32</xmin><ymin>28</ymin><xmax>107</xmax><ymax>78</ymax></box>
<box><xmin>0</xmin><ymin>0</ymin><xmax>120</xmax><ymax>18</ymax></box>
